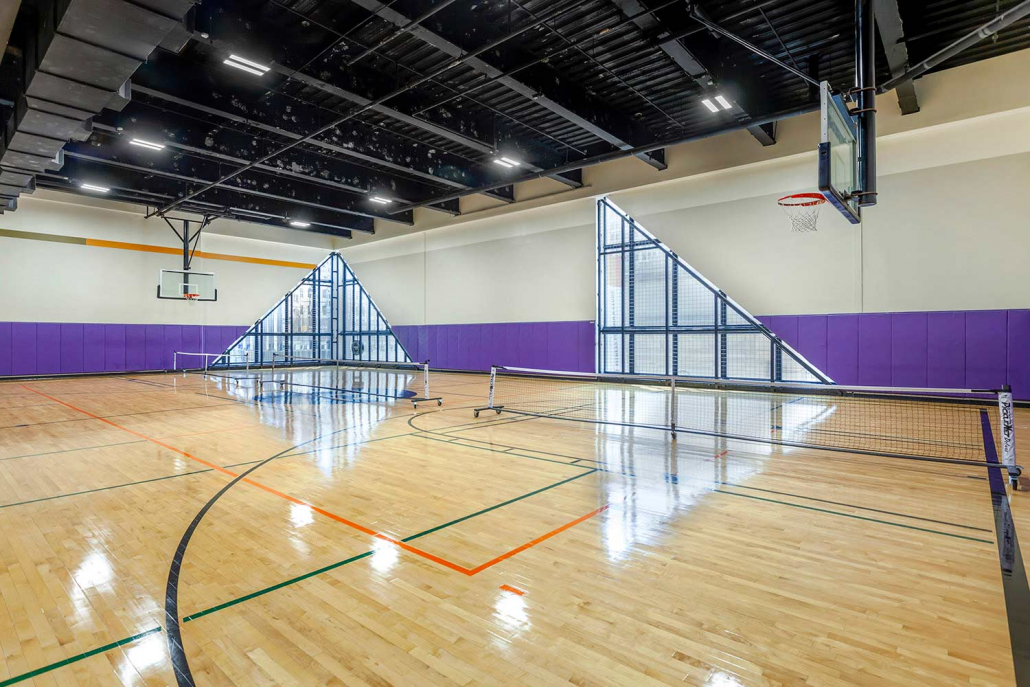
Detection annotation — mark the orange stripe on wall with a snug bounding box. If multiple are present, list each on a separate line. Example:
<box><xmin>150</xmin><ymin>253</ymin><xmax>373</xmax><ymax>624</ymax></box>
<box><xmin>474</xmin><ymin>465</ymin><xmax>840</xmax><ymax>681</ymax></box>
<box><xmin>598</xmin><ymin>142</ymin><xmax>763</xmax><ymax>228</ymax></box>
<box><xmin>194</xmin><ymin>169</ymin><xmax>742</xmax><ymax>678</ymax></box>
<box><xmin>84</xmin><ymin>238</ymin><xmax>317</xmax><ymax>269</ymax></box>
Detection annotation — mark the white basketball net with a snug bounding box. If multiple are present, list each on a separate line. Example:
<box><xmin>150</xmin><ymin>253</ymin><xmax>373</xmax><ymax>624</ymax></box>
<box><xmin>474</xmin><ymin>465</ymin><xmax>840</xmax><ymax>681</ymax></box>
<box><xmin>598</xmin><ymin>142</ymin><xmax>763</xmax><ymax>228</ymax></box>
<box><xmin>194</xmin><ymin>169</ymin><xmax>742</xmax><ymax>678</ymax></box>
<box><xmin>778</xmin><ymin>193</ymin><xmax>826</xmax><ymax>233</ymax></box>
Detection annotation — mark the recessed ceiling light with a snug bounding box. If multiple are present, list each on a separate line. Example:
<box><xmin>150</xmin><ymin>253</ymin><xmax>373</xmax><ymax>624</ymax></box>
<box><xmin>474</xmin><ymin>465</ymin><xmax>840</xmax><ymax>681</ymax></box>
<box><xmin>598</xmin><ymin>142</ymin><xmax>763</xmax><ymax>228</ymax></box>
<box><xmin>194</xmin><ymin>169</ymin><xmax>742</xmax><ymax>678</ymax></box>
<box><xmin>289</xmin><ymin>220</ymin><xmax>310</xmax><ymax>228</ymax></box>
<box><xmin>715</xmin><ymin>95</ymin><xmax>732</xmax><ymax>110</ymax></box>
<box><xmin>81</xmin><ymin>183</ymin><xmax>110</xmax><ymax>193</ymax></box>
<box><xmin>701</xmin><ymin>98</ymin><xmax>719</xmax><ymax>113</ymax></box>
<box><xmin>369</xmin><ymin>196</ymin><xmax>392</xmax><ymax>204</ymax></box>
<box><xmin>224</xmin><ymin>54</ymin><xmax>270</xmax><ymax>76</ymax></box>
<box><xmin>129</xmin><ymin>138</ymin><xmax>165</xmax><ymax>151</ymax></box>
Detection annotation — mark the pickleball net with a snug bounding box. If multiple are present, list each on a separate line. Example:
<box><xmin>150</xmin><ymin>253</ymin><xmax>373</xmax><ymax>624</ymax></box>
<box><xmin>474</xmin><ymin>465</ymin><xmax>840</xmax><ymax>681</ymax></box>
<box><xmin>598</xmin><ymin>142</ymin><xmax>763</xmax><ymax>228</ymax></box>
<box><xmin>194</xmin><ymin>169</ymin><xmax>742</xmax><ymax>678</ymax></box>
<box><xmin>474</xmin><ymin>366</ymin><xmax>1018</xmax><ymax>471</ymax></box>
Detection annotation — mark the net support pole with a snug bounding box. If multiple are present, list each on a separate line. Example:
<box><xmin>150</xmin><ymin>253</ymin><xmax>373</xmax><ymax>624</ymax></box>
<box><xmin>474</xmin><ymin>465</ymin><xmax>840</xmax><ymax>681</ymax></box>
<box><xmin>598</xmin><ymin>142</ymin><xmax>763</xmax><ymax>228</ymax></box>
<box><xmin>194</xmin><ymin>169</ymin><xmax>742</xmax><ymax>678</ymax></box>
<box><xmin>1000</xmin><ymin>385</ymin><xmax>1016</xmax><ymax>467</ymax></box>
<box><xmin>423</xmin><ymin>362</ymin><xmax>430</xmax><ymax>401</ymax></box>
<box><xmin>669</xmin><ymin>377</ymin><xmax>677</xmax><ymax>441</ymax></box>
<box><xmin>488</xmin><ymin>366</ymin><xmax>497</xmax><ymax>408</ymax></box>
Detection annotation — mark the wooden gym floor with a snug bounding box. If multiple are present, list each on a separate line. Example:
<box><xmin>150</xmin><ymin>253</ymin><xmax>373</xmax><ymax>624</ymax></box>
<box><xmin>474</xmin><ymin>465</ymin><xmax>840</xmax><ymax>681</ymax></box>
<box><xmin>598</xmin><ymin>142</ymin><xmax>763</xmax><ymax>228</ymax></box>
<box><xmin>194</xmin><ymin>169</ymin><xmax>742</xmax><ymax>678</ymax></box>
<box><xmin>0</xmin><ymin>370</ymin><xmax>1027</xmax><ymax>686</ymax></box>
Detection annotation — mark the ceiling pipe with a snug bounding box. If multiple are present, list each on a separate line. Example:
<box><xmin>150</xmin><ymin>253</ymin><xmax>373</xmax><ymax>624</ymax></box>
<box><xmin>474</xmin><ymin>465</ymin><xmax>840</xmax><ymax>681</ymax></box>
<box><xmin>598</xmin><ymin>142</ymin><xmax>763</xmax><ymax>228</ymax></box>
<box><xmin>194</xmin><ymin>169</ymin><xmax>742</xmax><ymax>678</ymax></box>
<box><xmin>151</xmin><ymin>0</ymin><xmax>586</xmax><ymax>217</ymax></box>
<box><xmin>389</xmin><ymin>103</ymin><xmax>819</xmax><ymax>213</ymax></box>
<box><xmin>687</xmin><ymin>5</ymin><xmax>822</xmax><ymax>88</ymax></box>
<box><xmin>879</xmin><ymin>0</ymin><xmax>1030</xmax><ymax>93</ymax></box>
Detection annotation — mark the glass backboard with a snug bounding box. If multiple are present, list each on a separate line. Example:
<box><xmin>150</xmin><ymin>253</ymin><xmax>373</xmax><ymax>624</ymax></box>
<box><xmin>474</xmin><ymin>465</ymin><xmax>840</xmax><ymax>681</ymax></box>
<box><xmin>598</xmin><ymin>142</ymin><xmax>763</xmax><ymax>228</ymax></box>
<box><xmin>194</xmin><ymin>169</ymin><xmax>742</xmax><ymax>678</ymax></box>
<box><xmin>158</xmin><ymin>269</ymin><xmax>217</xmax><ymax>301</ymax></box>
<box><xmin>818</xmin><ymin>81</ymin><xmax>861</xmax><ymax>224</ymax></box>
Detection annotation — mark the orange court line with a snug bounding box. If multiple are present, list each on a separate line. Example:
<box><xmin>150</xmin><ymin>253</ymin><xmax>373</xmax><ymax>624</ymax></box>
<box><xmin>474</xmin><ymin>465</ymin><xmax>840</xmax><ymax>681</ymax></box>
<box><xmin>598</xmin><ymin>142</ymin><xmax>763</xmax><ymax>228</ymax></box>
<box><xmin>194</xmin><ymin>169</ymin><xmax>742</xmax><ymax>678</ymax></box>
<box><xmin>23</xmin><ymin>384</ymin><xmax>608</xmax><ymax>578</ymax></box>
<box><xmin>499</xmin><ymin>584</ymin><xmax>525</xmax><ymax>596</ymax></box>
<box><xmin>467</xmin><ymin>505</ymin><xmax>609</xmax><ymax>575</ymax></box>
<box><xmin>84</xmin><ymin>238</ymin><xmax>316</xmax><ymax>270</ymax></box>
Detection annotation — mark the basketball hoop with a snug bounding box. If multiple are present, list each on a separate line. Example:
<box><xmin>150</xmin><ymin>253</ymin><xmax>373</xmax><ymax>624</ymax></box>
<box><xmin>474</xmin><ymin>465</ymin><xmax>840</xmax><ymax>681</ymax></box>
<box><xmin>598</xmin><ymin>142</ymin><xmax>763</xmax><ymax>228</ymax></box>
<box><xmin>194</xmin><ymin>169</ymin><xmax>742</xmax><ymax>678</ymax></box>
<box><xmin>184</xmin><ymin>293</ymin><xmax>200</xmax><ymax>303</ymax></box>
<box><xmin>778</xmin><ymin>193</ymin><xmax>827</xmax><ymax>233</ymax></box>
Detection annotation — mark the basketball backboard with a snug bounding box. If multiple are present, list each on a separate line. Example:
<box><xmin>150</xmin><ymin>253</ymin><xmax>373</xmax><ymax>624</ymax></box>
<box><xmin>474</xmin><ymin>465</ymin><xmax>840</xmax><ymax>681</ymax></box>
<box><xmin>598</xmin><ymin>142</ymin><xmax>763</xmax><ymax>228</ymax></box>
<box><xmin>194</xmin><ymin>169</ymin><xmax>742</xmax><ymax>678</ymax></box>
<box><xmin>158</xmin><ymin>269</ymin><xmax>217</xmax><ymax>301</ymax></box>
<box><xmin>817</xmin><ymin>81</ymin><xmax>861</xmax><ymax>224</ymax></box>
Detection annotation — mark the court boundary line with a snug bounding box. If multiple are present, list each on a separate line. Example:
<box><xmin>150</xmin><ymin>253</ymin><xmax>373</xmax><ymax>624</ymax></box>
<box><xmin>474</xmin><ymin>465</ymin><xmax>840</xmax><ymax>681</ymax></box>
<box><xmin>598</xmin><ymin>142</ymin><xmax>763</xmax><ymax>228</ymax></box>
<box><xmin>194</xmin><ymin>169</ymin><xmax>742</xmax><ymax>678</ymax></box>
<box><xmin>980</xmin><ymin>410</ymin><xmax>1030</xmax><ymax>686</ymax></box>
<box><xmin>0</xmin><ymin>626</ymin><xmax>162</xmax><ymax>687</ymax></box>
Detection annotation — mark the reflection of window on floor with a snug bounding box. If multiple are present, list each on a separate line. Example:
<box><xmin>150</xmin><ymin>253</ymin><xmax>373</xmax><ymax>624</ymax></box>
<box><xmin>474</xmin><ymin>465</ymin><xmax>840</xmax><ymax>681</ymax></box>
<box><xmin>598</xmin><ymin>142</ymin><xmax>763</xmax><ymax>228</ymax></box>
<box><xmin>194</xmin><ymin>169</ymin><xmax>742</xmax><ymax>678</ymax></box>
<box><xmin>596</xmin><ymin>198</ymin><xmax>830</xmax><ymax>383</ymax></box>
<box><xmin>216</xmin><ymin>252</ymin><xmax>411</xmax><ymax>367</ymax></box>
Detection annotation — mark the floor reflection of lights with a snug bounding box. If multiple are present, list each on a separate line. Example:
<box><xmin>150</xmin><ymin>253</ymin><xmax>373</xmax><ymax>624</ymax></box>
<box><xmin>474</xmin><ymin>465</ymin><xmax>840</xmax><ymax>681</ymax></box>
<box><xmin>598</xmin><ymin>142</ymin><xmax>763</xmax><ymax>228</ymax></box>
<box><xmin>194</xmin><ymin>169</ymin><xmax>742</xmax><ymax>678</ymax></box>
<box><xmin>493</xmin><ymin>588</ymin><xmax>530</xmax><ymax>638</ymax></box>
<box><xmin>118</xmin><ymin>631</ymin><xmax>166</xmax><ymax>684</ymax></box>
<box><xmin>370</xmin><ymin>537</ymin><xmax>399</xmax><ymax>574</ymax></box>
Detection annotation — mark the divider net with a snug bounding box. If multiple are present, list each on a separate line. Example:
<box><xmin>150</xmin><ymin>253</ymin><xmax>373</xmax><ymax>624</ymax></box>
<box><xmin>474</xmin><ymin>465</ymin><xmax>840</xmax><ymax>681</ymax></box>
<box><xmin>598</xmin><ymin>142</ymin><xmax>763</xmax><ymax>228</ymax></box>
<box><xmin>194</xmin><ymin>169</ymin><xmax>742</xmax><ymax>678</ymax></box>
<box><xmin>475</xmin><ymin>366</ymin><xmax>1019</xmax><ymax>470</ymax></box>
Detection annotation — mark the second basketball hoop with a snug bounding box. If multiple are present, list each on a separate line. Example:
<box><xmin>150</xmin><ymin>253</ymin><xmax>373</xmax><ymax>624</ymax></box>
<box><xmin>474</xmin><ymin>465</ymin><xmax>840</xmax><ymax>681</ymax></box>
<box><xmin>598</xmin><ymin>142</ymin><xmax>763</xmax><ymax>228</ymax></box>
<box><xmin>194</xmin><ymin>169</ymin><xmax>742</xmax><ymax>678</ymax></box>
<box><xmin>777</xmin><ymin>193</ymin><xmax>827</xmax><ymax>233</ymax></box>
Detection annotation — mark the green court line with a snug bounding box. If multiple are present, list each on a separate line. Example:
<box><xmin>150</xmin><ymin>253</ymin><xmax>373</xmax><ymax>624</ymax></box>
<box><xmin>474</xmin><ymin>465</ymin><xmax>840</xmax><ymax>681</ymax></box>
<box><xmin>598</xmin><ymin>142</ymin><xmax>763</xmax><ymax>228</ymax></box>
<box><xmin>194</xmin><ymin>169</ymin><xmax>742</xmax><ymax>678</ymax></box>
<box><xmin>0</xmin><ymin>626</ymin><xmax>162</xmax><ymax>687</ymax></box>
<box><xmin>0</xmin><ymin>469</ymin><xmax>215</xmax><ymax>510</ymax></box>
<box><xmin>714</xmin><ymin>489</ymin><xmax>994</xmax><ymax>544</ymax></box>
<box><xmin>182</xmin><ymin>468</ymin><xmax>598</xmax><ymax>622</ymax></box>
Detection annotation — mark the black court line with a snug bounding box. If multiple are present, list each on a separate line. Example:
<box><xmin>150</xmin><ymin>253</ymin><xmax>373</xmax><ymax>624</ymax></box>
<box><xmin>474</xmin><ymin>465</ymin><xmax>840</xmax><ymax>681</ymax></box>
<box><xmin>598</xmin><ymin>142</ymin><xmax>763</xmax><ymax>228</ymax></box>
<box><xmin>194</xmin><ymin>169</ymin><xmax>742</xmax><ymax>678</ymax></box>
<box><xmin>0</xmin><ymin>439</ymin><xmax>146</xmax><ymax>462</ymax></box>
<box><xmin>980</xmin><ymin>410</ymin><xmax>1030</xmax><ymax>686</ymax></box>
<box><xmin>164</xmin><ymin>421</ymin><xmax>366</xmax><ymax>687</ymax></box>
<box><xmin>0</xmin><ymin>400</ymin><xmax>241</xmax><ymax>430</ymax></box>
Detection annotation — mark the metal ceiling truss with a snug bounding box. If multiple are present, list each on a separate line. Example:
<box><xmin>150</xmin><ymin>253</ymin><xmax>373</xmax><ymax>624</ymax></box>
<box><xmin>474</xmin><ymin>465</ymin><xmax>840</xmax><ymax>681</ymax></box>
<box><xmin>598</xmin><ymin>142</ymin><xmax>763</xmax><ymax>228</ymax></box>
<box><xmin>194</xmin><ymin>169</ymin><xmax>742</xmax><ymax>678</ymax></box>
<box><xmin>3</xmin><ymin>0</ymin><xmax>1028</xmax><ymax>235</ymax></box>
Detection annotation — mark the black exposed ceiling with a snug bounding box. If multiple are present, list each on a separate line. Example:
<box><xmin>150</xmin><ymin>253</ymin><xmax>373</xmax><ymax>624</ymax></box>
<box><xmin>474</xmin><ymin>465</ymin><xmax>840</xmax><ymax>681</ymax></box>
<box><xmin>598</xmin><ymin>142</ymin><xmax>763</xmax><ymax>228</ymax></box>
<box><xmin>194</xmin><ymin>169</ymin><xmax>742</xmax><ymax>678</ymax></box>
<box><xmin>1</xmin><ymin>0</ymin><xmax>1028</xmax><ymax>238</ymax></box>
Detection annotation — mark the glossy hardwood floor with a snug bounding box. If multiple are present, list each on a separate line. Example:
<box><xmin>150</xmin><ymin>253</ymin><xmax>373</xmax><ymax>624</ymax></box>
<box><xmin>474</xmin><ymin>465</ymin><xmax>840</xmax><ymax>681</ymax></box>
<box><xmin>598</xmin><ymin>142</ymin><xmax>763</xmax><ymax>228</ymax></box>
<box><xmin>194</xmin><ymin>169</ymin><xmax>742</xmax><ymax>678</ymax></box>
<box><xmin>0</xmin><ymin>370</ymin><xmax>1026</xmax><ymax>686</ymax></box>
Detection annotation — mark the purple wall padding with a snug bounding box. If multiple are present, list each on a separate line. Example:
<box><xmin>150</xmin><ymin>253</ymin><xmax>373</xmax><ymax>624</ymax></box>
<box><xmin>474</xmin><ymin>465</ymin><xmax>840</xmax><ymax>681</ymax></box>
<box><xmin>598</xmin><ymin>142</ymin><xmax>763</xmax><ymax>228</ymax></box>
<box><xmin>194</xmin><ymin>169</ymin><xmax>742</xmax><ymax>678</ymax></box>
<box><xmin>0</xmin><ymin>312</ymin><xmax>1023</xmax><ymax>400</ymax></box>
<box><xmin>759</xmin><ymin>309</ymin><xmax>1028</xmax><ymax>400</ymax></box>
<box><xmin>389</xmin><ymin>321</ymin><xmax>596</xmax><ymax>374</ymax></box>
<box><xmin>0</xmin><ymin>322</ymin><xmax>251</xmax><ymax>377</ymax></box>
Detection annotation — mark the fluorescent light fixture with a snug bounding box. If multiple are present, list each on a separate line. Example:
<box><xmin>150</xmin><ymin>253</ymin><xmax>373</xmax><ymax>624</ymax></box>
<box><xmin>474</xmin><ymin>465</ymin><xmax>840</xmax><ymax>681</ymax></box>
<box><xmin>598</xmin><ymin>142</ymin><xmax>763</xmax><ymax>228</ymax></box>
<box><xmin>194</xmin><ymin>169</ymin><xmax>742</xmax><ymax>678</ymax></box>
<box><xmin>715</xmin><ymin>95</ymin><xmax>732</xmax><ymax>110</ymax></box>
<box><xmin>289</xmin><ymin>220</ymin><xmax>310</xmax><ymax>228</ymax></box>
<box><xmin>224</xmin><ymin>54</ymin><xmax>270</xmax><ymax>76</ymax></box>
<box><xmin>493</xmin><ymin>159</ymin><xmax>513</xmax><ymax>168</ymax></box>
<box><xmin>500</xmin><ymin>156</ymin><xmax>521</xmax><ymax>166</ymax></box>
<box><xmin>701</xmin><ymin>98</ymin><xmax>719</xmax><ymax>113</ymax></box>
<box><xmin>80</xmin><ymin>183</ymin><xmax>110</xmax><ymax>193</ymax></box>
<box><xmin>369</xmin><ymin>196</ymin><xmax>392</xmax><ymax>204</ymax></box>
<box><xmin>129</xmin><ymin>138</ymin><xmax>165</xmax><ymax>151</ymax></box>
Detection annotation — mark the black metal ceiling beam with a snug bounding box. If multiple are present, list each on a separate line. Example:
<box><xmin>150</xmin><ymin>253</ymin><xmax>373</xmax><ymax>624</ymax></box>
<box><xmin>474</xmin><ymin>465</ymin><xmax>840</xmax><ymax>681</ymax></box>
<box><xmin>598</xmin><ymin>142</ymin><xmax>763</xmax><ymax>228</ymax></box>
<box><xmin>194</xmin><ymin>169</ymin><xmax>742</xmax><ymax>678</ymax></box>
<box><xmin>345</xmin><ymin>0</ymin><xmax>668</xmax><ymax>170</ymax></box>
<box><xmin>873</xmin><ymin>0</ymin><xmax>918</xmax><ymax>114</ymax></box>
<box><xmin>610</xmin><ymin>0</ymin><xmax>776</xmax><ymax>146</ymax></box>
<box><xmin>391</xmin><ymin>103</ymin><xmax>818</xmax><ymax>213</ymax></box>
<box><xmin>56</xmin><ymin>156</ymin><xmax>372</xmax><ymax>234</ymax></box>
<box><xmin>93</xmin><ymin>104</ymin><xmax>430</xmax><ymax>218</ymax></box>
<box><xmin>188</xmin><ymin>7</ymin><xmax>584</xmax><ymax>190</ymax></box>
<box><xmin>62</xmin><ymin>134</ymin><xmax>411</xmax><ymax>226</ymax></box>
<box><xmin>131</xmin><ymin>52</ymin><xmax>514</xmax><ymax>201</ymax></box>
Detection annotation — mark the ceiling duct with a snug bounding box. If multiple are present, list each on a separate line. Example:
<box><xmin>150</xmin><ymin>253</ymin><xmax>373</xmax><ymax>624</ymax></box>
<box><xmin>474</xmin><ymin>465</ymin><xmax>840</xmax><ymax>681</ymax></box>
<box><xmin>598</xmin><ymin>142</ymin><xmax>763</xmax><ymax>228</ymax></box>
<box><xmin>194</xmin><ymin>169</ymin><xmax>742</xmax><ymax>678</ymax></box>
<box><xmin>0</xmin><ymin>0</ymin><xmax>195</xmax><ymax>211</ymax></box>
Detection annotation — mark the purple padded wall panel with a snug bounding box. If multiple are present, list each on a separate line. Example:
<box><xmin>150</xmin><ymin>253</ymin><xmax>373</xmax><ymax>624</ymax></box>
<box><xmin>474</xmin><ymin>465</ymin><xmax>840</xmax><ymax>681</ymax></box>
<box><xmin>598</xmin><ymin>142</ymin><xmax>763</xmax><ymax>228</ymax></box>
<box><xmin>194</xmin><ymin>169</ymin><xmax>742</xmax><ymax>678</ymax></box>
<box><xmin>773</xmin><ymin>316</ymin><xmax>800</xmax><ymax>350</ymax></box>
<box><xmin>37</xmin><ymin>324</ymin><xmax>61</xmax><ymax>375</ymax></box>
<box><xmin>83</xmin><ymin>324</ymin><xmax>105</xmax><ymax>373</ymax></box>
<box><xmin>60</xmin><ymin>324</ymin><xmax>84</xmax><ymax>374</ymax></box>
<box><xmin>470</xmin><ymin>325</ymin><xmax>491</xmax><ymax>371</ymax></box>
<box><xmin>519</xmin><ymin>322</ymin><xmax>547</xmax><ymax>368</ymax></box>
<box><xmin>11</xmin><ymin>323</ymin><xmax>35</xmax><ymax>375</ymax></box>
<box><xmin>105</xmin><ymin>325</ymin><xmax>126</xmax><ymax>372</ymax></box>
<box><xmin>825</xmin><ymin>315</ymin><xmax>859</xmax><ymax>385</ymax></box>
<box><xmin>547</xmin><ymin>322</ymin><xmax>577</xmax><ymax>371</ymax></box>
<box><xmin>181</xmin><ymin>326</ymin><xmax>202</xmax><ymax>359</ymax></box>
<box><xmin>890</xmin><ymin>313</ymin><xmax>927</xmax><ymax>387</ymax></box>
<box><xmin>796</xmin><ymin>316</ymin><xmax>828</xmax><ymax>373</ymax></box>
<box><xmin>125</xmin><ymin>325</ymin><xmax>147</xmax><ymax>371</ymax></box>
<box><xmin>857</xmin><ymin>314</ymin><xmax>892</xmax><ymax>386</ymax></box>
<box><xmin>926</xmin><ymin>312</ymin><xmax>965</xmax><ymax>390</ymax></box>
<box><xmin>162</xmin><ymin>326</ymin><xmax>182</xmax><ymax>371</ymax></box>
<box><xmin>0</xmin><ymin>323</ymin><xmax>11</xmax><ymax>376</ymax></box>
<box><xmin>966</xmin><ymin>311</ymin><xmax>1008</xmax><ymax>390</ymax></box>
<box><xmin>418</xmin><ymin>327</ymin><xmax>429</xmax><ymax>364</ymax></box>
<box><xmin>577</xmin><ymin>322</ymin><xmax>595</xmax><ymax>372</ymax></box>
<box><xmin>144</xmin><ymin>325</ymin><xmax>164</xmax><ymax>370</ymax></box>
<box><xmin>1008</xmin><ymin>310</ymin><xmax>1030</xmax><ymax>400</ymax></box>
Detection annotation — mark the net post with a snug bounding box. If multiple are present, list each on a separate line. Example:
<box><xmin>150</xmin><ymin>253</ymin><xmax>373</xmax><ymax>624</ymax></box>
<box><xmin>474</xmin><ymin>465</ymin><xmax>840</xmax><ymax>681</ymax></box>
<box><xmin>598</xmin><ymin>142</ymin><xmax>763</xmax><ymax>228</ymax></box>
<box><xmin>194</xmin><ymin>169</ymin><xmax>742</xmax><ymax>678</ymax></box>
<box><xmin>669</xmin><ymin>377</ymin><xmax>677</xmax><ymax>440</ymax></box>
<box><xmin>1000</xmin><ymin>384</ymin><xmax>1016</xmax><ymax>467</ymax></box>
<box><xmin>423</xmin><ymin>362</ymin><xmax>430</xmax><ymax>401</ymax></box>
<box><xmin>488</xmin><ymin>366</ymin><xmax>497</xmax><ymax>408</ymax></box>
